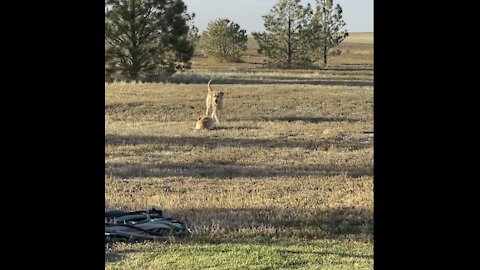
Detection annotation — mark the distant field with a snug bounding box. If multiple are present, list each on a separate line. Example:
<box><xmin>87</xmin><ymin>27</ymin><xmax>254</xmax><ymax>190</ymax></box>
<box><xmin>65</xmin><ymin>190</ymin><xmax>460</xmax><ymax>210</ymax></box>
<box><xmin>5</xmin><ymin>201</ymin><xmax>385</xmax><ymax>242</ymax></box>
<box><xmin>343</xmin><ymin>32</ymin><xmax>373</xmax><ymax>44</ymax></box>
<box><xmin>246</xmin><ymin>32</ymin><xmax>373</xmax><ymax>50</ymax></box>
<box><xmin>190</xmin><ymin>33</ymin><xmax>373</xmax><ymax>75</ymax></box>
<box><xmin>105</xmin><ymin>32</ymin><xmax>373</xmax><ymax>269</ymax></box>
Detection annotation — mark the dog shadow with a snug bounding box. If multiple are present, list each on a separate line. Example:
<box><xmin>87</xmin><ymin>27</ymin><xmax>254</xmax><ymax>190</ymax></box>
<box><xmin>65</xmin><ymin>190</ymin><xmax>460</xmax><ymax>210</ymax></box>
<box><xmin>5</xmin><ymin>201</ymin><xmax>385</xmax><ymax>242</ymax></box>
<box><xmin>212</xmin><ymin>125</ymin><xmax>260</xmax><ymax>130</ymax></box>
<box><xmin>261</xmin><ymin>116</ymin><xmax>363</xmax><ymax>123</ymax></box>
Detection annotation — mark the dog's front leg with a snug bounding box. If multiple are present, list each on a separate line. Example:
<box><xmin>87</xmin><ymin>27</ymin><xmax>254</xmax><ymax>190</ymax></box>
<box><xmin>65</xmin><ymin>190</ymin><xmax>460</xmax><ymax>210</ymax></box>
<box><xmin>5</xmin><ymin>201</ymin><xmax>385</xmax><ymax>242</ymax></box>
<box><xmin>215</xmin><ymin>109</ymin><xmax>221</xmax><ymax>123</ymax></box>
<box><xmin>212</xmin><ymin>108</ymin><xmax>220</xmax><ymax>123</ymax></box>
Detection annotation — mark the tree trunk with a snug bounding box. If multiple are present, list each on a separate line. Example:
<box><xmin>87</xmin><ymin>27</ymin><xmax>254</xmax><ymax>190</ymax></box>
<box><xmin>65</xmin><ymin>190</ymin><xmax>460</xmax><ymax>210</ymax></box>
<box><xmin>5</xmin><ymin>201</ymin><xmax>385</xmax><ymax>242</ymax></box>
<box><xmin>129</xmin><ymin>65</ymin><xmax>139</xmax><ymax>82</ymax></box>
<box><xmin>323</xmin><ymin>46</ymin><xmax>327</xmax><ymax>66</ymax></box>
<box><xmin>129</xmin><ymin>0</ymin><xmax>140</xmax><ymax>81</ymax></box>
<box><xmin>287</xmin><ymin>16</ymin><xmax>292</xmax><ymax>65</ymax></box>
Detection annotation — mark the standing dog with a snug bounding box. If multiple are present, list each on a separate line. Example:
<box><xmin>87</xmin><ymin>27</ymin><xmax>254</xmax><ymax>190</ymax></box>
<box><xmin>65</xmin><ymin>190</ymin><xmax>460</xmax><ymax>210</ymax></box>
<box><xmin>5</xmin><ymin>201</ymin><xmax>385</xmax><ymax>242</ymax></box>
<box><xmin>206</xmin><ymin>79</ymin><xmax>224</xmax><ymax>123</ymax></box>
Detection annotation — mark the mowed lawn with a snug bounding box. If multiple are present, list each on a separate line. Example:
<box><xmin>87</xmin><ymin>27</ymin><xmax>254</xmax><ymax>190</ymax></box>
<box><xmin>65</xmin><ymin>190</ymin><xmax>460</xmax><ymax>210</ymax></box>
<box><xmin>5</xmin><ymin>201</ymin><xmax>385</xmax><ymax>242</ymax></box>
<box><xmin>105</xmin><ymin>33</ymin><xmax>374</xmax><ymax>269</ymax></box>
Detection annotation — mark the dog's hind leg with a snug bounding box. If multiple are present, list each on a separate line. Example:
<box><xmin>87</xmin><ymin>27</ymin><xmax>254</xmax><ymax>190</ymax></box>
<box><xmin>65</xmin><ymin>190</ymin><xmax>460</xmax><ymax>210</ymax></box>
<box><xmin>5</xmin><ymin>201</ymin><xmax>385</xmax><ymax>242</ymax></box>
<box><xmin>206</xmin><ymin>101</ymin><xmax>211</xmax><ymax>116</ymax></box>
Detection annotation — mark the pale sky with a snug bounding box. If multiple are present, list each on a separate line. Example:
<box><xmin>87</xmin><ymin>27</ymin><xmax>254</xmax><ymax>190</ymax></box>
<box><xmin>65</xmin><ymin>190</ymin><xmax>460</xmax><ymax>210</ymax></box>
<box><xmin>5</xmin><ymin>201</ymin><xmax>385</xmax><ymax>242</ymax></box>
<box><xmin>183</xmin><ymin>0</ymin><xmax>373</xmax><ymax>34</ymax></box>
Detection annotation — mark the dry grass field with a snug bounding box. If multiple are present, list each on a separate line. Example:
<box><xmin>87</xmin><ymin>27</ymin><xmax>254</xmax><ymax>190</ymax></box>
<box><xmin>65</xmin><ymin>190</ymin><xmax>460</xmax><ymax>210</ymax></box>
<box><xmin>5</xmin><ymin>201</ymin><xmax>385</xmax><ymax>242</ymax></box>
<box><xmin>105</xmin><ymin>32</ymin><xmax>373</xmax><ymax>269</ymax></box>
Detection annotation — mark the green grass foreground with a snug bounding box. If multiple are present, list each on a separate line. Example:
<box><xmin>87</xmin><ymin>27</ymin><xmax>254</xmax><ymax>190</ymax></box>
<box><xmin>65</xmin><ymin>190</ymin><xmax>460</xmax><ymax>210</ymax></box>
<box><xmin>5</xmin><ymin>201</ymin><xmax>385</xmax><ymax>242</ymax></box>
<box><xmin>106</xmin><ymin>239</ymin><xmax>372</xmax><ymax>269</ymax></box>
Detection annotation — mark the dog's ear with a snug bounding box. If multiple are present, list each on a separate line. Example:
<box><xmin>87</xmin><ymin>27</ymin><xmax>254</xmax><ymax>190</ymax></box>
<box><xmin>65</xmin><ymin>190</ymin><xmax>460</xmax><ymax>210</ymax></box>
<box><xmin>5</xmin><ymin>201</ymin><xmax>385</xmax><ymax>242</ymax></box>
<box><xmin>219</xmin><ymin>92</ymin><xmax>224</xmax><ymax>96</ymax></box>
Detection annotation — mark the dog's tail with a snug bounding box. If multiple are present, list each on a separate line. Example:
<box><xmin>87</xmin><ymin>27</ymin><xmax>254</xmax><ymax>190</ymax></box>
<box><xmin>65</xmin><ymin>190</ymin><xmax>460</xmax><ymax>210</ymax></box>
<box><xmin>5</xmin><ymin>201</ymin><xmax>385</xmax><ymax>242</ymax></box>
<box><xmin>208</xmin><ymin>79</ymin><xmax>213</xmax><ymax>92</ymax></box>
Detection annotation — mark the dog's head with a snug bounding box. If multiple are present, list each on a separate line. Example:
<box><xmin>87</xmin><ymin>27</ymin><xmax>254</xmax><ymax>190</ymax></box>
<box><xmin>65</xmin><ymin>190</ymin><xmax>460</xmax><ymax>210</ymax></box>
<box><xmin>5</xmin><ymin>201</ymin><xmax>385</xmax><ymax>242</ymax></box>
<box><xmin>195</xmin><ymin>115</ymin><xmax>208</xmax><ymax>129</ymax></box>
<box><xmin>196</xmin><ymin>116</ymin><xmax>206</xmax><ymax>129</ymax></box>
<box><xmin>212</xmin><ymin>91</ymin><xmax>224</xmax><ymax>104</ymax></box>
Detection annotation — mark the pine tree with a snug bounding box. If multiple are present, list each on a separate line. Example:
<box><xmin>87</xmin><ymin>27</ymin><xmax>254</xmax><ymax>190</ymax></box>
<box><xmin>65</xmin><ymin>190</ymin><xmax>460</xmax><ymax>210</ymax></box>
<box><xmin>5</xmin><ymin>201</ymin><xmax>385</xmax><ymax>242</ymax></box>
<box><xmin>310</xmin><ymin>0</ymin><xmax>348</xmax><ymax>66</ymax></box>
<box><xmin>105</xmin><ymin>0</ymin><xmax>195</xmax><ymax>82</ymax></box>
<box><xmin>200</xmin><ymin>19</ymin><xmax>248</xmax><ymax>62</ymax></box>
<box><xmin>252</xmin><ymin>0</ymin><xmax>313</xmax><ymax>67</ymax></box>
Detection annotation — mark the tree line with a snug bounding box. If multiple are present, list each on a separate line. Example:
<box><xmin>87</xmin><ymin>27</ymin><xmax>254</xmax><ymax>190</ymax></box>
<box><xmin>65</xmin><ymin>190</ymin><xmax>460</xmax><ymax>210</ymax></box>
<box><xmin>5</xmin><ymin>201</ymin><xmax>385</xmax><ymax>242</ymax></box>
<box><xmin>105</xmin><ymin>0</ymin><xmax>348</xmax><ymax>82</ymax></box>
